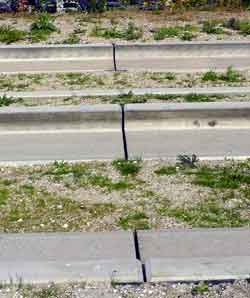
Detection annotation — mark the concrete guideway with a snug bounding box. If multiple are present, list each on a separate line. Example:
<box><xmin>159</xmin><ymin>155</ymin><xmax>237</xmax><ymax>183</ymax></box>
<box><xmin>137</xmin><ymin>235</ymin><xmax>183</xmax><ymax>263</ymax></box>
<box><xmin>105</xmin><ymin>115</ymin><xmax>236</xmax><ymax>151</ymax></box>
<box><xmin>138</xmin><ymin>229</ymin><xmax>250</xmax><ymax>282</ymax></box>
<box><xmin>2</xmin><ymin>86</ymin><xmax>250</xmax><ymax>102</ymax></box>
<box><xmin>1</xmin><ymin>229</ymin><xmax>250</xmax><ymax>284</ymax></box>
<box><xmin>1</xmin><ymin>41</ymin><xmax>250</xmax><ymax>73</ymax></box>
<box><xmin>1</xmin><ymin>102</ymin><xmax>250</xmax><ymax>162</ymax></box>
<box><xmin>0</xmin><ymin>232</ymin><xmax>143</xmax><ymax>284</ymax></box>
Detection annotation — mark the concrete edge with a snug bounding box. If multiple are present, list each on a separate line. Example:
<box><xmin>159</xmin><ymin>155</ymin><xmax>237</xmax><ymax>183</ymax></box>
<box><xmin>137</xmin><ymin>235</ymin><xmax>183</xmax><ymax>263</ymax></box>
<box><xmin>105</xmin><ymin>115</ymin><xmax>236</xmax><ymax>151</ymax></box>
<box><xmin>0</xmin><ymin>104</ymin><xmax>121</xmax><ymax>130</ymax></box>
<box><xmin>2</xmin><ymin>87</ymin><xmax>250</xmax><ymax>100</ymax></box>
<box><xmin>145</xmin><ymin>257</ymin><xmax>250</xmax><ymax>282</ymax></box>
<box><xmin>1</xmin><ymin>40</ymin><xmax>250</xmax><ymax>49</ymax></box>
<box><xmin>1</xmin><ymin>102</ymin><xmax>250</xmax><ymax>130</ymax></box>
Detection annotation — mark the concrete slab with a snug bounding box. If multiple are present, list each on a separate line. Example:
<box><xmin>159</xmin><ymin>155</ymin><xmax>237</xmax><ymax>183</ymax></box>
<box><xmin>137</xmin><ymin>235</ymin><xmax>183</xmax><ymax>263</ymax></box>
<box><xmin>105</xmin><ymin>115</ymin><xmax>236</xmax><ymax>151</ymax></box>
<box><xmin>138</xmin><ymin>229</ymin><xmax>250</xmax><ymax>282</ymax></box>
<box><xmin>145</xmin><ymin>257</ymin><xmax>250</xmax><ymax>282</ymax></box>
<box><xmin>0</xmin><ymin>232</ymin><xmax>143</xmax><ymax>284</ymax></box>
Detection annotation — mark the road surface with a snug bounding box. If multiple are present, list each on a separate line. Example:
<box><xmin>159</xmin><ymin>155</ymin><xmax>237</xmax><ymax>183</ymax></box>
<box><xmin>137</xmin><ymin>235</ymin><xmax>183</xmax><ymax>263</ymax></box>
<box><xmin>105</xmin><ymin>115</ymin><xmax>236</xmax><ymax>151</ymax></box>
<box><xmin>0</xmin><ymin>128</ymin><xmax>250</xmax><ymax>163</ymax></box>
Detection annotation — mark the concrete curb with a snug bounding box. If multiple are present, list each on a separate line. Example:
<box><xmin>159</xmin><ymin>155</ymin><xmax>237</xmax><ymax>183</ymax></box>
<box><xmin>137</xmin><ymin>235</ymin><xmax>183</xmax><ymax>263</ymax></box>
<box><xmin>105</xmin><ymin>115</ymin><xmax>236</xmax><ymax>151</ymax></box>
<box><xmin>1</xmin><ymin>41</ymin><xmax>250</xmax><ymax>60</ymax></box>
<box><xmin>2</xmin><ymin>86</ymin><xmax>250</xmax><ymax>102</ymax></box>
<box><xmin>125</xmin><ymin>102</ymin><xmax>250</xmax><ymax>129</ymax></box>
<box><xmin>1</xmin><ymin>228</ymin><xmax>250</xmax><ymax>284</ymax></box>
<box><xmin>1</xmin><ymin>41</ymin><xmax>250</xmax><ymax>73</ymax></box>
<box><xmin>1</xmin><ymin>102</ymin><xmax>250</xmax><ymax>130</ymax></box>
<box><xmin>0</xmin><ymin>104</ymin><xmax>121</xmax><ymax>130</ymax></box>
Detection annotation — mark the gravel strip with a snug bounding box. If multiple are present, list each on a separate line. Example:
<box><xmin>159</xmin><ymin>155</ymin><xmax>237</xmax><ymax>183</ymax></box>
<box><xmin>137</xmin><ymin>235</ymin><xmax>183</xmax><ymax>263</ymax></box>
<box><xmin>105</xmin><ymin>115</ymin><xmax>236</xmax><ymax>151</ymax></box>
<box><xmin>0</xmin><ymin>159</ymin><xmax>250</xmax><ymax>232</ymax></box>
<box><xmin>2</xmin><ymin>9</ymin><xmax>250</xmax><ymax>45</ymax></box>
<box><xmin>0</xmin><ymin>280</ymin><xmax>250</xmax><ymax>298</ymax></box>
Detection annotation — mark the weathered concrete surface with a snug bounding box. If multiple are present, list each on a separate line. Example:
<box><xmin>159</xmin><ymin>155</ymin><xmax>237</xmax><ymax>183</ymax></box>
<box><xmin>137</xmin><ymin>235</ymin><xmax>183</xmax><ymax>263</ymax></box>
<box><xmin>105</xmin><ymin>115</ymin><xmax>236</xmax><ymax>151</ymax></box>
<box><xmin>1</xmin><ymin>128</ymin><xmax>250</xmax><ymax>163</ymax></box>
<box><xmin>126</xmin><ymin>128</ymin><xmax>250</xmax><ymax>159</ymax></box>
<box><xmin>0</xmin><ymin>105</ymin><xmax>121</xmax><ymax>131</ymax></box>
<box><xmin>138</xmin><ymin>229</ymin><xmax>250</xmax><ymax>282</ymax></box>
<box><xmin>1</xmin><ymin>57</ymin><xmax>250</xmax><ymax>73</ymax></box>
<box><xmin>125</xmin><ymin>102</ymin><xmax>250</xmax><ymax>130</ymax></box>
<box><xmin>0</xmin><ymin>130</ymin><xmax>123</xmax><ymax>162</ymax></box>
<box><xmin>2</xmin><ymin>86</ymin><xmax>250</xmax><ymax>101</ymax></box>
<box><xmin>145</xmin><ymin>257</ymin><xmax>250</xmax><ymax>282</ymax></box>
<box><xmin>0</xmin><ymin>232</ymin><xmax>143</xmax><ymax>284</ymax></box>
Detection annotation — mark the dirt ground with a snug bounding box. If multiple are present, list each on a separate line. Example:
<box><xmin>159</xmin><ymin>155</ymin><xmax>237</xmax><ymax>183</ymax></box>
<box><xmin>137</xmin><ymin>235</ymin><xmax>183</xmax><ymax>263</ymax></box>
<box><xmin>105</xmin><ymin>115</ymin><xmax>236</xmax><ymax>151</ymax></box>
<box><xmin>1</xmin><ymin>8</ymin><xmax>250</xmax><ymax>44</ymax></box>
<box><xmin>0</xmin><ymin>159</ymin><xmax>250</xmax><ymax>233</ymax></box>
<box><xmin>1</xmin><ymin>280</ymin><xmax>250</xmax><ymax>298</ymax></box>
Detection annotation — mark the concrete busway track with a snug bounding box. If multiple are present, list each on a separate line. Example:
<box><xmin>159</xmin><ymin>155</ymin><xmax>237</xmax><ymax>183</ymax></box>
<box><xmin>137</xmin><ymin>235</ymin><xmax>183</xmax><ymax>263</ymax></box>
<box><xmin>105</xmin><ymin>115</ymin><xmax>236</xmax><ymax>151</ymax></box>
<box><xmin>0</xmin><ymin>102</ymin><xmax>250</xmax><ymax>163</ymax></box>
<box><xmin>1</xmin><ymin>228</ymin><xmax>250</xmax><ymax>284</ymax></box>
<box><xmin>3</xmin><ymin>86</ymin><xmax>250</xmax><ymax>102</ymax></box>
<box><xmin>1</xmin><ymin>41</ymin><xmax>250</xmax><ymax>73</ymax></box>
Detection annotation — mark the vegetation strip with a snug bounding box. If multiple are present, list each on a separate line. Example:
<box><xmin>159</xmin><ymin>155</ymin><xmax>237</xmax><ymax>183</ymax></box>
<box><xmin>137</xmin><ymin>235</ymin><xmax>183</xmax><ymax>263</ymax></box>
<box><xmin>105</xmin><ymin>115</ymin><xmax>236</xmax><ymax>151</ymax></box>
<box><xmin>1</xmin><ymin>158</ymin><xmax>250</xmax><ymax>232</ymax></box>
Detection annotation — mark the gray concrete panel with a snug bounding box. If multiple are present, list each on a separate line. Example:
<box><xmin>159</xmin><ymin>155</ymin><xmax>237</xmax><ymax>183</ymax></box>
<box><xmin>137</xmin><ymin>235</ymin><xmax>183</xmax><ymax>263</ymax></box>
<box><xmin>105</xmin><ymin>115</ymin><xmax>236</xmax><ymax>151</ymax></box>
<box><xmin>0</xmin><ymin>232</ymin><xmax>143</xmax><ymax>283</ymax></box>
<box><xmin>138</xmin><ymin>229</ymin><xmax>250</xmax><ymax>282</ymax></box>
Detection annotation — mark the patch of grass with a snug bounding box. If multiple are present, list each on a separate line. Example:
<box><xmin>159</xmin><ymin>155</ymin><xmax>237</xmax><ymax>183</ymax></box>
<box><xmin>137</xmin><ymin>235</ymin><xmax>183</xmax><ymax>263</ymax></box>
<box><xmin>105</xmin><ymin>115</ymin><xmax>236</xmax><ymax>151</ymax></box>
<box><xmin>91</xmin><ymin>22</ymin><xmax>143</xmax><ymax>41</ymax></box>
<box><xmin>0</xmin><ymin>95</ymin><xmax>23</xmax><ymax>107</ymax></box>
<box><xmin>202</xmin><ymin>70</ymin><xmax>220</xmax><ymax>81</ymax></box>
<box><xmin>0</xmin><ymin>25</ymin><xmax>27</xmax><ymax>44</ymax></box>
<box><xmin>202</xmin><ymin>20</ymin><xmax>225</xmax><ymax>34</ymax></box>
<box><xmin>57</xmin><ymin>73</ymin><xmax>92</xmax><ymax>86</ymax></box>
<box><xmin>86</xmin><ymin>174</ymin><xmax>133</xmax><ymax>191</ymax></box>
<box><xmin>45</xmin><ymin>161</ymin><xmax>133</xmax><ymax>192</ymax></box>
<box><xmin>153</xmin><ymin>25</ymin><xmax>196</xmax><ymax>41</ymax></box>
<box><xmin>118</xmin><ymin>211</ymin><xmax>150</xmax><ymax>230</ymax></box>
<box><xmin>191</xmin><ymin>162</ymin><xmax>250</xmax><ymax>189</ymax></box>
<box><xmin>225</xmin><ymin>18</ymin><xmax>250</xmax><ymax>35</ymax></box>
<box><xmin>61</xmin><ymin>33</ymin><xmax>80</xmax><ymax>44</ymax></box>
<box><xmin>154</xmin><ymin>166</ymin><xmax>177</xmax><ymax>176</ymax></box>
<box><xmin>184</xmin><ymin>93</ymin><xmax>216</xmax><ymax>102</ymax></box>
<box><xmin>30</xmin><ymin>13</ymin><xmax>57</xmax><ymax>42</ymax></box>
<box><xmin>149</xmin><ymin>72</ymin><xmax>176</xmax><ymax>81</ymax></box>
<box><xmin>202</xmin><ymin>67</ymin><xmax>243</xmax><ymax>83</ymax></box>
<box><xmin>112</xmin><ymin>159</ymin><xmax>142</xmax><ymax>176</ymax></box>
<box><xmin>0</xmin><ymin>184</ymin><xmax>118</xmax><ymax>232</ymax></box>
<box><xmin>220</xmin><ymin>66</ymin><xmax>242</xmax><ymax>82</ymax></box>
<box><xmin>109</xmin><ymin>91</ymin><xmax>148</xmax><ymax>104</ymax></box>
<box><xmin>0</xmin><ymin>187</ymin><xmax>8</xmax><ymax>206</ymax></box>
<box><xmin>158</xmin><ymin>196</ymin><xmax>248</xmax><ymax>228</ymax></box>
<box><xmin>192</xmin><ymin>282</ymin><xmax>209</xmax><ymax>294</ymax></box>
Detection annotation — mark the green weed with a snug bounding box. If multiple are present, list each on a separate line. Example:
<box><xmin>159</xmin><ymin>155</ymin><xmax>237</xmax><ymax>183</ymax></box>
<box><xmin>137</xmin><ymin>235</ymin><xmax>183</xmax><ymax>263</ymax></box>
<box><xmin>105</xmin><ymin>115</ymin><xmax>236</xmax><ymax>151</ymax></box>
<box><xmin>91</xmin><ymin>22</ymin><xmax>142</xmax><ymax>40</ymax></box>
<box><xmin>220</xmin><ymin>66</ymin><xmax>242</xmax><ymax>82</ymax></box>
<box><xmin>118</xmin><ymin>211</ymin><xmax>150</xmax><ymax>230</ymax></box>
<box><xmin>62</xmin><ymin>33</ymin><xmax>80</xmax><ymax>44</ymax></box>
<box><xmin>159</xmin><ymin>197</ymin><xmax>248</xmax><ymax>228</ymax></box>
<box><xmin>202</xmin><ymin>70</ymin><xmax>220</xmax><ymax>81</ymax></box>
<box><xmin>202</xmin><ymin>20</ymin><xmax>225</xmax><ymax>34</ymax></box>
<box><xmin>154</xmin><ymin>166</ymin><xmax>177</xmax><ymax>176</ymax></box>
<box><xmin>0</xmin><ymin>25</ymin><xmax>27</xmax><ymax>44</ymax></box>
<box><xmin>112</xmin><ymin>159</ymin><xmax>142</xmax><ymax>176</ymax></box>
<box><xmin>192</xmin><ymin>162</ymin><xmax>250</xmax><ymax>189</ymax></box>
<box><xmin>192</xmin><ymin>282</ymin><xmax>209</xmax><ymax>294</ymax></box>
<box><xmin>30</xmin><ymin>13</ymin><xmax>57</xmax><ymax>42</ymax></box>
<box><xmin>184</xmin><ymin>93</ymin><xmax>216</xmax><ymax>102</ymax></box>
<box><xmin>153</xmin><ymin>25</ymin><xmax>196</xmax><ymax>41</ymax></box>
<box><xmin>0</xmin><ymin>95</ymin><xmax>23</xmax><ymax>107</ymax></box>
